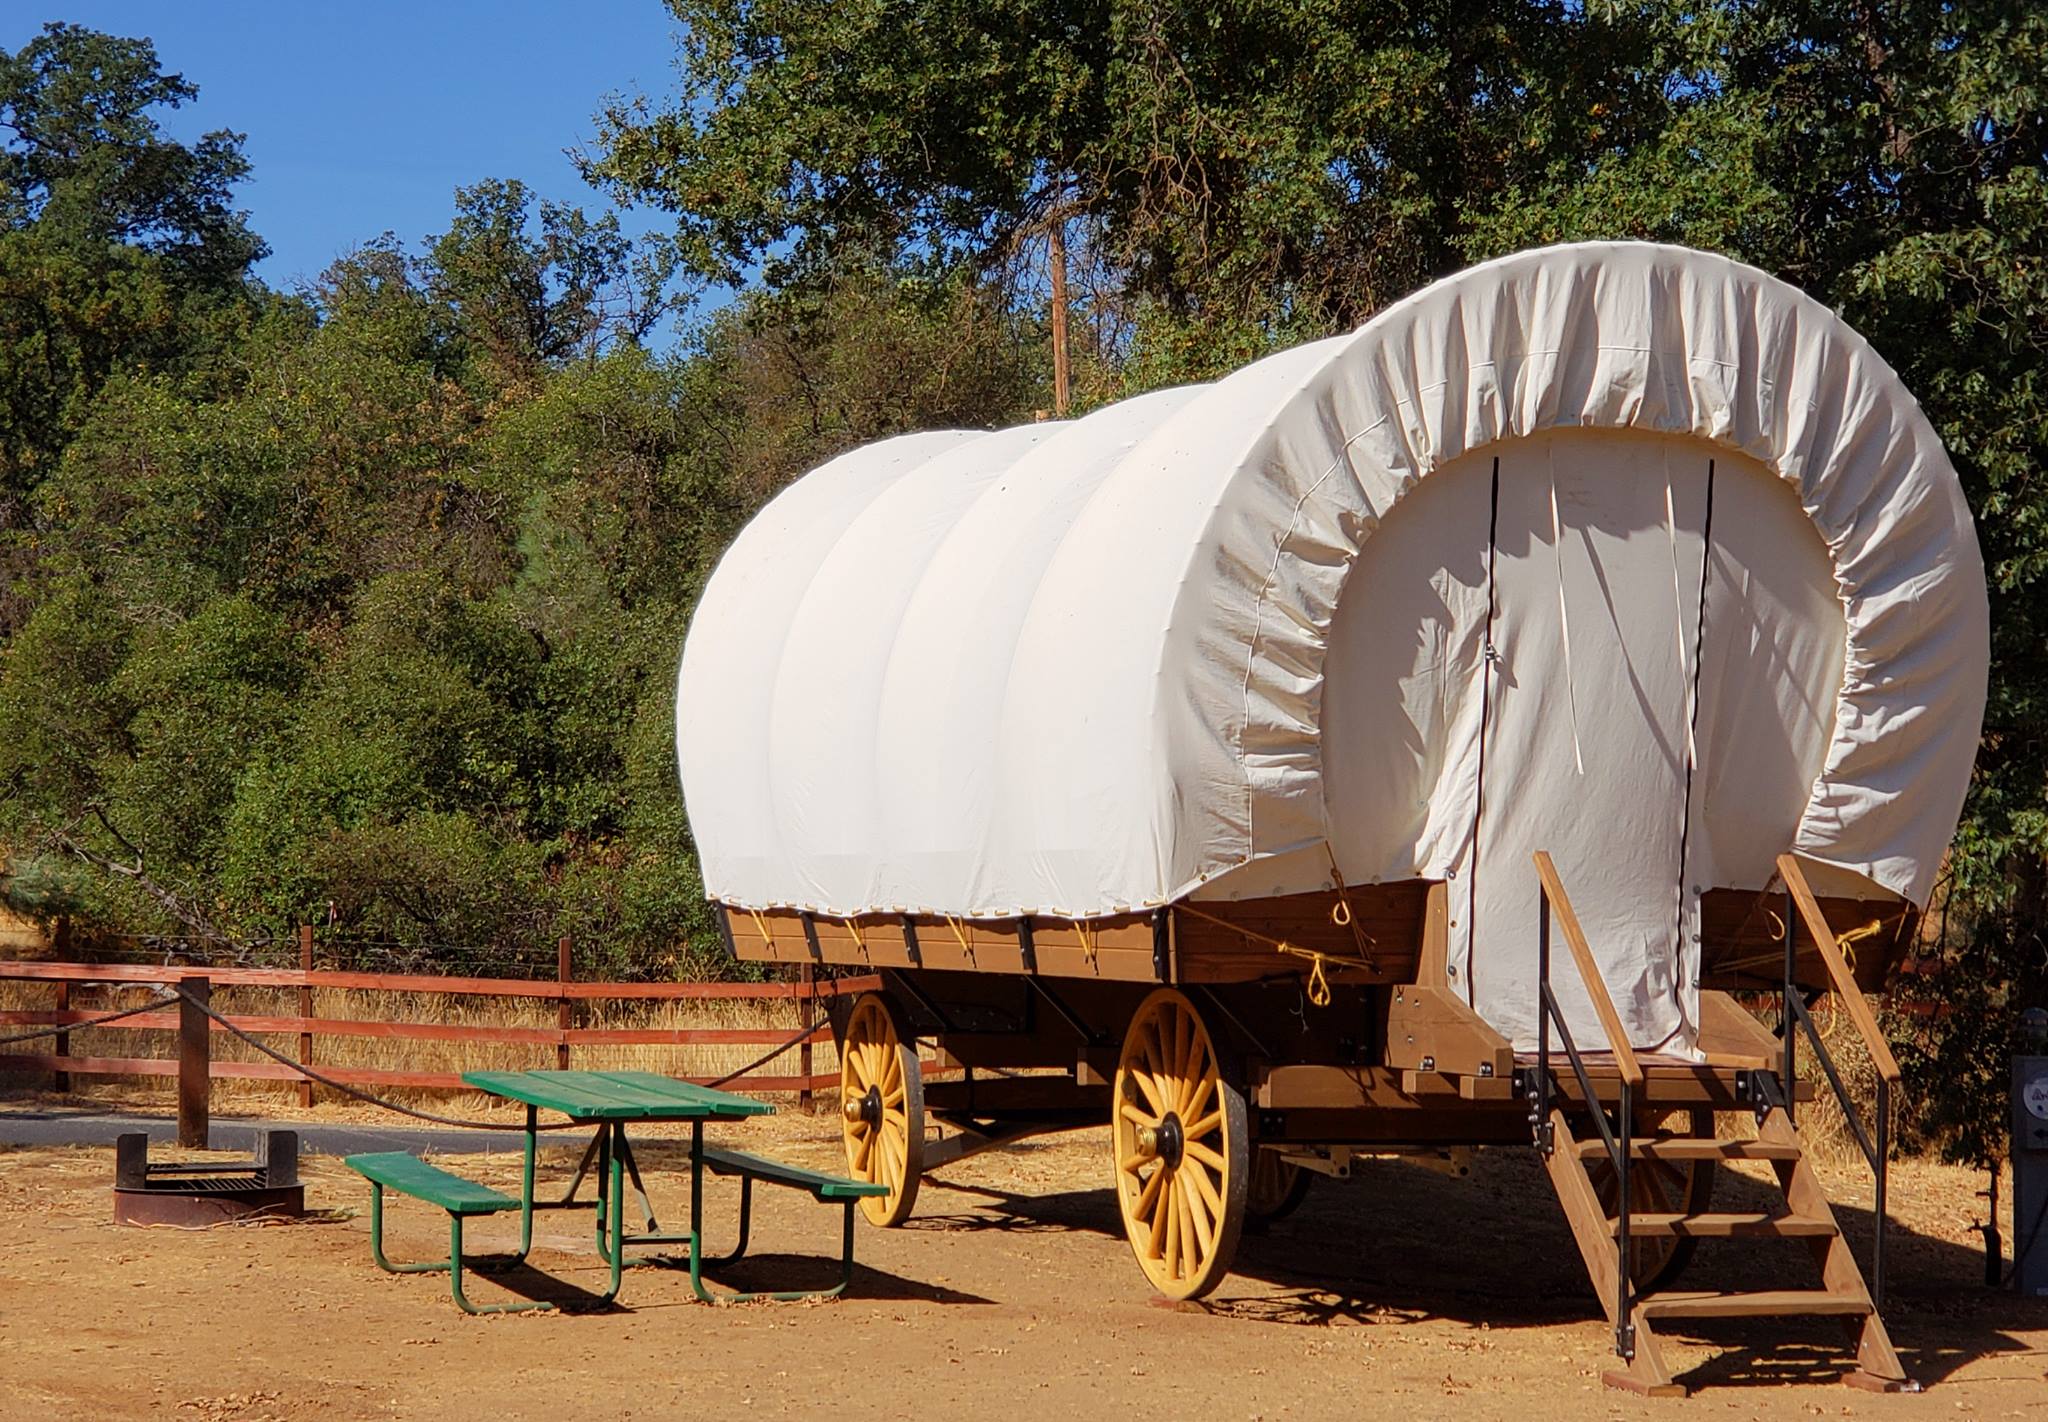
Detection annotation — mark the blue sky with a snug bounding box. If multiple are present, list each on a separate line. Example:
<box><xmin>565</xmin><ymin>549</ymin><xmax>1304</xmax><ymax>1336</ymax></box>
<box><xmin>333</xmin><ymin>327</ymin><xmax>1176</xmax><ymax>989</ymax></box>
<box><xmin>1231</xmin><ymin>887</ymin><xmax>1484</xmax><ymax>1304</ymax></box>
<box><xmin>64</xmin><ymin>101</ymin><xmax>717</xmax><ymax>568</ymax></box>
<box><xmin>12</xmin><ymin>3</ymin><xmax>685</xmax><ymax>293</ymax></box>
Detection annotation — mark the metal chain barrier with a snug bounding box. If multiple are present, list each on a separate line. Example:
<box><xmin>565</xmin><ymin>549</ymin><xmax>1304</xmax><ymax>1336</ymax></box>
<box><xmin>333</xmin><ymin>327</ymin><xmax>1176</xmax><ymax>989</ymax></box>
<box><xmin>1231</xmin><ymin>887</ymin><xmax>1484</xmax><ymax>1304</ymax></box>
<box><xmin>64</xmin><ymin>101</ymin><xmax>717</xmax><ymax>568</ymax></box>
<box><xmin>0</xmin><ymin>991</ymin><xmax>176</xmax><ymax>1048</ymax></box>
<box><xmin>168</xmin><ymin>983</ymin><xmax>824</xmax><ymax>1130</ymax></box>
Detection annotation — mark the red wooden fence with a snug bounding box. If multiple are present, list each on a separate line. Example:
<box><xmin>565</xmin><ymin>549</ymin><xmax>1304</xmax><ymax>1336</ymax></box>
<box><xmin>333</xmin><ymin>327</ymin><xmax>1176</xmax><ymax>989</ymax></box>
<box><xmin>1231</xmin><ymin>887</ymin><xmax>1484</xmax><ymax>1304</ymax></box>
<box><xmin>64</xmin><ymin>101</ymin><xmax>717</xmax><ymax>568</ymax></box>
<box><xmin>0</xmin><ymin>955</ymin><xmax>877</xmax><ymax>1100</ymax></box>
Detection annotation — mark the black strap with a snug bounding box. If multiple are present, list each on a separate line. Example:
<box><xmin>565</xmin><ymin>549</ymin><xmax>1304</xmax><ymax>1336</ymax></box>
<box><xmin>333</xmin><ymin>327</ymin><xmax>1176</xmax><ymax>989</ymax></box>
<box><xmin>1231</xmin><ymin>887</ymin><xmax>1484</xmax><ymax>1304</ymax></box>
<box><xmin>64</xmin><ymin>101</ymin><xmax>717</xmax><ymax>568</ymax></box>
<box><xmin>1463</xmin><ymin>455</ymin><xmax>1503</xmax><ymax>1007</ymax></box>
<box><xmin>1672</xmin><ymin>458</ymin><xmax>1717</xmax><ymax>968</ymax></box>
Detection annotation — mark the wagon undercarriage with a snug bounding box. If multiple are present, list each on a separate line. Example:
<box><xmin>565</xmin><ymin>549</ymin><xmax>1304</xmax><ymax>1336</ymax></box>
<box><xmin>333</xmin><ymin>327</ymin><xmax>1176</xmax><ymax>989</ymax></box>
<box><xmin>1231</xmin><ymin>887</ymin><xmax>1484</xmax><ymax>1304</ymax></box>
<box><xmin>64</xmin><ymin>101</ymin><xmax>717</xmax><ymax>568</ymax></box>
<box><xmin>719</xmin><ymin>857</ymin><xmax>1914</xmax><ymax>1395</ymax></box>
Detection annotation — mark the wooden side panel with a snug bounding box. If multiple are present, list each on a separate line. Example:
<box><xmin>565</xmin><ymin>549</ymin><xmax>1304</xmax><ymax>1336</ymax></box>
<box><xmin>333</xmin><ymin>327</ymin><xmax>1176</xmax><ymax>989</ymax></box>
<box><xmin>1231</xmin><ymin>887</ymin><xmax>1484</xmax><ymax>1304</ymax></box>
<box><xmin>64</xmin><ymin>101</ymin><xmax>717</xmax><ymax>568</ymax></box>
<box><xmin>1176</xmin><ymin>880</ymin><xmax>1431</xmax><ymax>985</ymax></box>
<box><xmin>1698</xmin><ymin>889</ymin><xmax>1916</xmax><ymax>992</ymax></box>
<box><xmin>724</xmin><ymin>906</ymin><xmax>1163</xmax><ymax>983</ymax></box>
<box><xmin>720</xmin><ymin>880</ymin><xmax>1438</xmax><ymax>989</ymax></box>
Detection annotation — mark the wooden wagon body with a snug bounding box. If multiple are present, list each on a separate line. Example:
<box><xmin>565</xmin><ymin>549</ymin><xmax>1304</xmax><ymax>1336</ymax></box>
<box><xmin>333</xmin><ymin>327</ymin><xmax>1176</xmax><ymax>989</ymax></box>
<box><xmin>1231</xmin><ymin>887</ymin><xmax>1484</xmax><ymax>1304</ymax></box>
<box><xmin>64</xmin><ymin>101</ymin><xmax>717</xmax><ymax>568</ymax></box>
<box><xmin>678</xmin><ymin>243</ymin><xmax>1987</xmax><ymax>1394</ymax></box>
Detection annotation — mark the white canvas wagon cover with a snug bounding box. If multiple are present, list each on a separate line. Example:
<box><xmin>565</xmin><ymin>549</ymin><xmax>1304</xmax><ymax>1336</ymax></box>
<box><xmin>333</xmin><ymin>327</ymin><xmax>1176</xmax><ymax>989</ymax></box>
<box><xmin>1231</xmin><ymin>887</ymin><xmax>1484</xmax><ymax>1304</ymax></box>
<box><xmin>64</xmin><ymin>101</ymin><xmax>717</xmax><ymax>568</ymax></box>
<box><xmin>676</xmin><ymin>242</ymin><xmax>1987</xmax><ymax>1049</ymax></box>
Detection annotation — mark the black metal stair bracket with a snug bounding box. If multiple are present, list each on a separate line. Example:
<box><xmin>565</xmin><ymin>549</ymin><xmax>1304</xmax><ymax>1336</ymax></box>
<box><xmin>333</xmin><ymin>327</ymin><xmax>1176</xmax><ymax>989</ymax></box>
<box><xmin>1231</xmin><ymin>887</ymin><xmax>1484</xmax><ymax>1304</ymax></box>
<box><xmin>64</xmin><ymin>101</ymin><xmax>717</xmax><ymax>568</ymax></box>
<box><xmin>1534</xmin><ymin>881</ymin><xmax>1636</xmax><ymax>1361</ymax></box>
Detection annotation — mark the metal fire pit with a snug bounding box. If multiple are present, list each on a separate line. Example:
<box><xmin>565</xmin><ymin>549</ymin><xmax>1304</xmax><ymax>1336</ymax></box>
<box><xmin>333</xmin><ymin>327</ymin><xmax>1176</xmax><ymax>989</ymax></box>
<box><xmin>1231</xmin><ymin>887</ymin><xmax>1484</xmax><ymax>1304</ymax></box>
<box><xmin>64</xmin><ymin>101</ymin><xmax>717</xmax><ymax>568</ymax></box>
<box><xmin>113</xmin><ymin>1130</ymin><xmax>305</xmax><ymax>1227</ymax></box>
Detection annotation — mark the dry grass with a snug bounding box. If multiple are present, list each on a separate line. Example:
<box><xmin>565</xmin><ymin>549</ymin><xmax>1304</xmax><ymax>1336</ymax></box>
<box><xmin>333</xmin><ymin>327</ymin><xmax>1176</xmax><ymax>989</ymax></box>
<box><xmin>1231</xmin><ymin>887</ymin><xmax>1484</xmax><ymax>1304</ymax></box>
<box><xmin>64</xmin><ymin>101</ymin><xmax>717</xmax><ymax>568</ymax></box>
<box><xmin>0</xmin><ymin>979</ymin><xmax>843</xmax><ymax>1111</ymax></box>
<box><xmin>1712</xmin><ymin>991</ymin><xmax>1894</xmax><ymax>1169</ymax></box>
<box><xmin>1</xmin><ymin>978</ymin><xmax>1909</xmax><ymax>1166</ymax></box>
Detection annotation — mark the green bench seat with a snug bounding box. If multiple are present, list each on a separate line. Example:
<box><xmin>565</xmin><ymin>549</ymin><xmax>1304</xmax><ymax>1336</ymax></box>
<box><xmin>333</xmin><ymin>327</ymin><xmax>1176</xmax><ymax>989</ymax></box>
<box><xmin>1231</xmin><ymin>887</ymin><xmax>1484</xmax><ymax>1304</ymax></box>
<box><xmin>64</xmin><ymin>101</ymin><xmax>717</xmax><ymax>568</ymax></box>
<box><xmin>687</xmin><ymin>1145</ymin><xmax>887</xmax><ymax>1303</ymax></box>
<box><xmin>345</xmin><ymin>1151</ymin><xmax>519</xmax><ymax>1215</ymax></box>
<box><xmin>344</xmin><ymin>1150</ymin><xmax>557</xmax><ymax>1315</ymax></box>
<box><xmin>699</xmin><ymin>1146</ymin><xmax>889</xmax><ymax>1201</ymax></box>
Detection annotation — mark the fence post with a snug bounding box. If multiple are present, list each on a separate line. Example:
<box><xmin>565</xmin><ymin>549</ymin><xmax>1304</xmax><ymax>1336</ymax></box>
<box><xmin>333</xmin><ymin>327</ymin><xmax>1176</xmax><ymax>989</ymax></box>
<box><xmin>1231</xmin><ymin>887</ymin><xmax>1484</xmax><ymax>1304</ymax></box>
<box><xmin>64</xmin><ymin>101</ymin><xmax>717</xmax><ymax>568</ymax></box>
<box><xmin>297</xmin><ymin>925</ymin><xmax>315</xmax><ymax>1108</ymax></box>
<box><xmin>557</xmin><ymin>936</ymin><xmax>573</xmax><ymax>1071</ymax></box>
<box><xmin>798</xmin><ymin>963</ymin><xmax>815</xmax><ymax>1110</ymax></box>
<box><xmin>52</xmin><ymin>980</ymin><xmax>70</xmax><ymax>1093</ymax></box>
<box><xmin>177</xmin><ymin>975</ymin><xmax>210</xmax><ymax>1149</ymax></box>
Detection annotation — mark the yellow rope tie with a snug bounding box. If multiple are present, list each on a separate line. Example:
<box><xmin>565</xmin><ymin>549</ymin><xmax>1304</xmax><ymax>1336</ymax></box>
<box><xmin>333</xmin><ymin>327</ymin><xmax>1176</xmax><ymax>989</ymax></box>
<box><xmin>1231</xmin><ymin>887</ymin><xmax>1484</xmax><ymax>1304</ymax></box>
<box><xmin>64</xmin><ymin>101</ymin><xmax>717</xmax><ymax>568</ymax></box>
<box><xmin>746</xmin><ymin>908</ymin><xmax>777</xmax><ymax>952</ymax></box>
<box><xmin>1174</xmin><ymin>902</ymin><xmax>1363</xmax><ymax>1007</ymax></box>
<box><xmin>1069</xmin><ymin>917</ymin><xmax>1098</xmax><ymax>965</ymax></box>
<box><xmin>1833</xmin><ymin>918</ymin><xmax>1885</xmax><ymax>972</ymax></box>
<box><xmin>844</xmin><ymin>916</ymin><xmax>869</xmax><ymax>963</ymax></box>
<box><xmin>1714</xmin><ymin>911</ymin><xmax>1897</xmax><ymax>979</ymax></box>
<box><xmin>1322</xmin><ymin>843</ymin><xmax>1381</xmax><ymax>973</ymax></box>
<box><xmin>1301</xmin><ymin>952</ymin><xmax>1334</xmax><ymax>1007</ymax></box>
<box><xmin>945</xmin><ymin>914</ymin><xmax>977</xmax><ymax>967</ymax></box>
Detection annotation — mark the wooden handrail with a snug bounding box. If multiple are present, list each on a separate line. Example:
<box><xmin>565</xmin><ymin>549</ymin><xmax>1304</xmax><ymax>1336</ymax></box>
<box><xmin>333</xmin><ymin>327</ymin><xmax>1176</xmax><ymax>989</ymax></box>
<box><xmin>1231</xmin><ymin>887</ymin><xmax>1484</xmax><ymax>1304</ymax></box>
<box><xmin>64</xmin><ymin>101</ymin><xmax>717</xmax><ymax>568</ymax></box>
<box><xmin>1775</xmin><ymin>854</ymin><xmax>1903</xmax><ymax>1084</ymax></box>
<box><xmin>1531</xmin><ymin>851</ymin><xmax>1644</xmax><ymax>1089</ymax></box>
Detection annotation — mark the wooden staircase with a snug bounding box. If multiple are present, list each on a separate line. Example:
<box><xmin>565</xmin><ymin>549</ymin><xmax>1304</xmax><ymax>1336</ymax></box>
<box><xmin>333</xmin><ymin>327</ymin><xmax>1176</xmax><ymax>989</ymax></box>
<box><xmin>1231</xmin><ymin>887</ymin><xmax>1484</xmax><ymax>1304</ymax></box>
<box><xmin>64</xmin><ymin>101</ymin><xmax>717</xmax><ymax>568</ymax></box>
<box><xmin>1528</xmin><ymin>851</ymin><xmax>1916</xmax><ymax>1397</ymax></box>
<box><xmin>1542</xmin><ymin>1103</ymin><xmax>1910</xmax><ymax>1394</ymax></box>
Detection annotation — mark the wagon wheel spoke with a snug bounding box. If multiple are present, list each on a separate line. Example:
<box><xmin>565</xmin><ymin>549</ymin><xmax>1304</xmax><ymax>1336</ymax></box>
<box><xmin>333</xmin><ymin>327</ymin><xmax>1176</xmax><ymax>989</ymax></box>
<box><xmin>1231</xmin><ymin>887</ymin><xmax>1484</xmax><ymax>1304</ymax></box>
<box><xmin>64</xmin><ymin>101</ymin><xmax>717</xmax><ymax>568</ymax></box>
<box><xmin>1181</xmin><ymin>1169</ymin><xmax>1215</xmax><ymax>1258</ymax></box>
<box><xmin>1636</xmin><ymin>1162</ymin><xmax>1675</xmax><ymax>1215</ymax></box>
<box><xmin>1182</xmin><ymin>1151</ymin><xmax>1224</xmax><ymax>1221</ymax></box>
<box><xmin>1129</xmin><ymin>1062</ymin><xmax>1169</xmax><ymax>1119</ymax></box>
<box><xmin>1133</xmin><ymin>1160</ymin><xmax>1165</xmax><ymax>1217</ymax></box>
<box><xmin>1177</xmin><ymin>1030</ymin><xmax>1205</xmax><ymax>1111</ymax></box>
<box><xmin>1147</xmin><ymin>1172</ymin><xmax>1171</xmax><ymax>1260</ymax></box>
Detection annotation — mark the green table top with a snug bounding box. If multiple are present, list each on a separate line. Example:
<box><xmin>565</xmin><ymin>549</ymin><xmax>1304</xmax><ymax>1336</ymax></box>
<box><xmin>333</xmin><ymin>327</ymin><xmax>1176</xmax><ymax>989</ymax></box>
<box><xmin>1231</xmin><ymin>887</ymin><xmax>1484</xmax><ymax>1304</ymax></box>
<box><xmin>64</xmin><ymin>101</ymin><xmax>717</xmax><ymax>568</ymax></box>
<box><xmin>461</xmin><ymin>1069</ymin><xmax>775</xmax><ymax>1121</ymax></box>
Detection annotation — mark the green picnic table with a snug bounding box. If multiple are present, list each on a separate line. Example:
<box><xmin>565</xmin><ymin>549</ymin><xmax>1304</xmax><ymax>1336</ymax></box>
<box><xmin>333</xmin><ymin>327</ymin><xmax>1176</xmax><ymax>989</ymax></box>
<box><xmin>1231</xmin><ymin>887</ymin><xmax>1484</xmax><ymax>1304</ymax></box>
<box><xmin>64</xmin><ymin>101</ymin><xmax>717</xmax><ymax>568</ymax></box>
<box><xmin>344</xmin><ymin>1069</ymin><xmax>885</xmax><ymax>1312</ymax></box>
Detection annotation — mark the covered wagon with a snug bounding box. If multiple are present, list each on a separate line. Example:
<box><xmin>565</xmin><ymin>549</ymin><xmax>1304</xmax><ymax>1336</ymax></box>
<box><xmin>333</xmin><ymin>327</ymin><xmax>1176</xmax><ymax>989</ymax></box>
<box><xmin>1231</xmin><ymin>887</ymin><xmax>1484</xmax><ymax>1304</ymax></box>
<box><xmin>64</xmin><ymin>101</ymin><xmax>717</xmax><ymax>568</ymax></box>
<box><xmin>675</xmin><ymin>242</ymin><xmax>1986</xmax><ymax>1393</ymax></box>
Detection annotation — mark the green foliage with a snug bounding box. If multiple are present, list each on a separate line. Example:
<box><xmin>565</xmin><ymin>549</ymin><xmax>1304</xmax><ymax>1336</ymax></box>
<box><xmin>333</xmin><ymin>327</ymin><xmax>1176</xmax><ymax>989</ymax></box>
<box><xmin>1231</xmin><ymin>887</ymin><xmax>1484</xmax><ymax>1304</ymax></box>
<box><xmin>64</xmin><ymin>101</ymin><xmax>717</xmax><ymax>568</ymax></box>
<box><xmin>0</xmin><ymin>37</ymin><xmax>1041</xmax><ymax>972</ymax></box>
<box><xmin>425</xmin><ymin>178</ymin><xmax>678</xmax><ymax>382</ymax></box>
<box><xmin>8</xmin><ymin>9</ymin><xmax>2048</xmax><ymax>1161</ymax></box>
<box><xmin>586</xmin><ymin>1</ymin><xmax>1664</xmax><ymax>365</ymax></box>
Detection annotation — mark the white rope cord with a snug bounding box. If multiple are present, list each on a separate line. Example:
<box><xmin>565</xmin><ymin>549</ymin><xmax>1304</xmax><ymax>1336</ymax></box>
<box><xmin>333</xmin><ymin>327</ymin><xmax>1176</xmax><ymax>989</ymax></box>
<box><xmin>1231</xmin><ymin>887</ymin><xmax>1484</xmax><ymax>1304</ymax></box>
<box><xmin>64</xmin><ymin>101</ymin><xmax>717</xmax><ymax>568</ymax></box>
<box><xmin>1548</xmin><ymin>449</ymin><xmax>1585</xmax><ymax>775</ymax></box>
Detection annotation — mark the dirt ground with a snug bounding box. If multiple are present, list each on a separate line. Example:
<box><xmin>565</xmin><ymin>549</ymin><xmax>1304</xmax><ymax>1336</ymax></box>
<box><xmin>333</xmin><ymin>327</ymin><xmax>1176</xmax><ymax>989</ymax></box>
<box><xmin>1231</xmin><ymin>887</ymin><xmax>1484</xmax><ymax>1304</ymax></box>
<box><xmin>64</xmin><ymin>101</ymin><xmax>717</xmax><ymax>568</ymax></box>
<box><xmin>1</xmin><ymin>1098</ymin><xmax>2044</xmax><ymax>1421</ymax></box>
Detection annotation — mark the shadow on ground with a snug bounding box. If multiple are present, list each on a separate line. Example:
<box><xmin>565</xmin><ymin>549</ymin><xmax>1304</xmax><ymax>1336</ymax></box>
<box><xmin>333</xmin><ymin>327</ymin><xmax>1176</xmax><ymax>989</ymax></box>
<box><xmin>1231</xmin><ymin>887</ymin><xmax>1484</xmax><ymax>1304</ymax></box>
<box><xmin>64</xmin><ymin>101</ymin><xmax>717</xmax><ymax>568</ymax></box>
<box><xmin>913</xmin><ymin>1148</ymin><xmax>2048</xmax><ymax>1393</ymax></box>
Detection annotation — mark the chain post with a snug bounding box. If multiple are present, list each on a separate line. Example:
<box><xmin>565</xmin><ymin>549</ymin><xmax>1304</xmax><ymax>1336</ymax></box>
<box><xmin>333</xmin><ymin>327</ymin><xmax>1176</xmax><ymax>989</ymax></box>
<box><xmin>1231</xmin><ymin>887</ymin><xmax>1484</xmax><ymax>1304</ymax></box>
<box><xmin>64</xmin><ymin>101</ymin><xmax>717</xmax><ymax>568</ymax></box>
<box><xmin>177</xmin><ymin>976</ymin><xmax>211</xmax><ymax>1149</ymax></box>
<box><xmin>557</xmin><ymin>936</ymin><xmax>573</xmax><ymax>1071</ymax></box>
<box><xmin>298</xmin><ymin>924</ymin><xmax>315</xmax><ymax>1107</ymax></box>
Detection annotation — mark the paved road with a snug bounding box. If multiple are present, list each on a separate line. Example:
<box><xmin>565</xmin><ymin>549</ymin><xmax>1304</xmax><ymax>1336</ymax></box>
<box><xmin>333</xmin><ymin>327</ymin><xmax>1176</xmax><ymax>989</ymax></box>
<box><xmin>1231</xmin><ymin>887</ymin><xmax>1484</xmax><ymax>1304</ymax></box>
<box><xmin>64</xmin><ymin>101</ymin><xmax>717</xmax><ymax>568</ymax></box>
<box><xmin>0</xmin><ymin>1105</ymin><xmax>526</xmax><ymax>1156</ymax></box>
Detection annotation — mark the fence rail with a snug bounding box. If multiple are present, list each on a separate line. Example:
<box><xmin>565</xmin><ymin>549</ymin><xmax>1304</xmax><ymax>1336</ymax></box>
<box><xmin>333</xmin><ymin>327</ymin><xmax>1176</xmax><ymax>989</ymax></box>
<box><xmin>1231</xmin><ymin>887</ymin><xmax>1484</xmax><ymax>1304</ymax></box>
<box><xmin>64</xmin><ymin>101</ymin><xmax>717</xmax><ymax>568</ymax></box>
<box><xmin>0</xmin><ymin>947</ymin><xmax>881</xmax><ymax>1111</ymax></box>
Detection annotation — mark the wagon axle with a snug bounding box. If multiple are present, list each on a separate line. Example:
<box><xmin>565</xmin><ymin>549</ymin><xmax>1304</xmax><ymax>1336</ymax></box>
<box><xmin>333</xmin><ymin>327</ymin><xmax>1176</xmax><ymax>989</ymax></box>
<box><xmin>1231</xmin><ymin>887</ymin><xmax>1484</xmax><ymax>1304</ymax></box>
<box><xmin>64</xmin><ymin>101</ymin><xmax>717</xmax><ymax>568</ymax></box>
<box><xmin>842</xmin><ymin>1084</ymin><xmax>882</xmax><ymax>1130</ymax></box>
<box><xmin>1133</xmin><ymin>1115</ymin><xmax>1184</xmax><ymax>1169</ymax></box>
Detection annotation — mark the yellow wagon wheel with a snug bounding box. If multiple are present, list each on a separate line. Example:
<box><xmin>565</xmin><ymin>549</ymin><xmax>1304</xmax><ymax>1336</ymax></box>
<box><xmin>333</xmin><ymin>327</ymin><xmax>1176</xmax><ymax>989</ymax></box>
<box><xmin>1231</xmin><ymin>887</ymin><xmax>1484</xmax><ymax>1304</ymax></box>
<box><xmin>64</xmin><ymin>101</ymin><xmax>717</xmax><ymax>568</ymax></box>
<box><xmin>839</xmin><ymin>992</ymin><xmax>924</xmax><ymax>1227</ymax></box>
<box><xmin>1245</xmin><ymin>1147</ymin><xmax>1313</xmax><ymax>1223</ymax></box>
<box><xmin>1111</xmin><ymin>987</ymin><xmax>1250</xmax><ymax>1300</ymax></box>
<box><xmin>1584</xmin><ymin>1107</ymin><xmax>1717</xmax><ymax>1292</ymax></box>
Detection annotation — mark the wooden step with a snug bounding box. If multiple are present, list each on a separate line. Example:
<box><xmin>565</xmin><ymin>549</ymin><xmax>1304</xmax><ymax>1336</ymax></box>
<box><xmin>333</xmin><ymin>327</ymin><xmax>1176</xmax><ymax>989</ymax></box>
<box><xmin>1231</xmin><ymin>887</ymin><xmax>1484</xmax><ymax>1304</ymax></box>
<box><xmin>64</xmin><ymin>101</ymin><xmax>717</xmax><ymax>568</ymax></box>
<box><xmin>1637</xmin><ymin>1289</ymin><xmax>1872</xmax><ymax>1320</ymax></box>
<box><xmin>1611</xmin><ymin>1211</ymin><xmax>1836</xmax><ymax>1239</ymax></box>
<box><xmin>1573</xmin><ymin>1137</ymin><xmax>1802</xmax><ymax>1163</ymax></box>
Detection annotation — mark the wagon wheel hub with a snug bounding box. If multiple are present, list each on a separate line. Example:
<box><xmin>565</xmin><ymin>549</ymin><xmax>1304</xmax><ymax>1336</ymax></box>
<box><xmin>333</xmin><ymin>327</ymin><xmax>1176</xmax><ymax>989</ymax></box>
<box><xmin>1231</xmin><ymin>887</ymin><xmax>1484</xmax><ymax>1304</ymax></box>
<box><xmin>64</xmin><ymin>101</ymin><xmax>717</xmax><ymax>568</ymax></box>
<box><xmin>842</xmin><ymin>1083</ymin><xmax>883</xmax><ymax>1128</ymax></box>
<box><xmin>1149</xmin><ymin>1113</ymin><xmax>1185</xmax><ymax>1168</ymax></box>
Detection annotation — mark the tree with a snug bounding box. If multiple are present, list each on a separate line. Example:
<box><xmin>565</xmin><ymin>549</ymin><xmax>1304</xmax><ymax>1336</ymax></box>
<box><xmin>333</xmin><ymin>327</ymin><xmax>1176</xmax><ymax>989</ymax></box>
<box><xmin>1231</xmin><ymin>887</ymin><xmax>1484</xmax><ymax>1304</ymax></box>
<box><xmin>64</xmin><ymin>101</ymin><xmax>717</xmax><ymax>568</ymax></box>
<box><xmin>0</xmin><ymin>24</ymin><xmax>264</xmax><ymax>527</ymax></box>
<box><xmin>584</xmin><ymin>1</ymin><xmax>1665</xmax><ymax>375</ymax></box>
<box><xmin>423</xmin><ymin>178</ymin><xmax>678</xmax><ymax>382</ymax></box>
